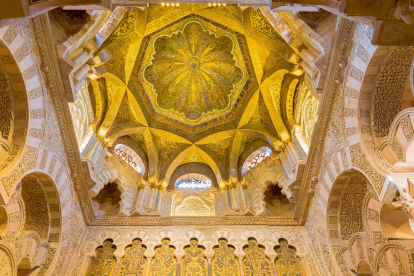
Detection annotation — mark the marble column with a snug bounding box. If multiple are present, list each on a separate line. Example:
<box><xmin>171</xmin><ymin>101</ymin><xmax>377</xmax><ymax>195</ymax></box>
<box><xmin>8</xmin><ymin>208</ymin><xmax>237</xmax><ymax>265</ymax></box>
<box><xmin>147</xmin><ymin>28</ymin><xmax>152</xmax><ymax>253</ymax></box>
<box><xmin>176</xmin><ymin>256</ymin><xmax>182</xmax><ymax>275</ymax></box>
<box><xmin>269</xmin><ymin>257</ymin><xmax>277</xmax><ymax>276</ymax></box>
<box><xmin>207</xmin><ymin>256</ymin><xmax>213</xmax><ymax>276</ymax></box>
<box><xmin>230</xmin><ymin>186</ymin><xmax>239</xmax><ymax>209</ymax></box>
<box><xmin>224</xmin><ymin>188</ymin><xmax>232</xmax><ymax>210</ymax></box>
<box><xmin>237</xmin><ymin>257</ymin><xmax>244</xmax><ymax>276</ymax></box>
<box><xmin>144</xmin><ymin>257</ymin><xmax>153</xmax><ymax>276</ymax></box>
<box><xmin>113</xmin><ymin>258</ymin><xmax>122</xmax><ymax>275</ymax></box>
<box><xmin>133</xmin><ymin>187</ymin><xmax>144</xmax><ymax>209</ymax></box>
<box><xmin>147</xmin><ymin>186</ymin><xmax>156</xmax><ymax>210</ymax></box>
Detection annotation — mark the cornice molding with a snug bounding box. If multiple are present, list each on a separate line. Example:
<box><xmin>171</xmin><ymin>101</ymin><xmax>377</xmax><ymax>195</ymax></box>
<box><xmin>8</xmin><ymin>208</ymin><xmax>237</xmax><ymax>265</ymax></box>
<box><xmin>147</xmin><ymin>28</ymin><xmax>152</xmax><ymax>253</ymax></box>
<box><xmin>293</xmin><ymin>18</ymin><xmax>355</xmax><ymax>224</ymax></box>
<box><xmin>32</xmin><ymin>13</ymin><xmax>96</xmax><ymax>224</ymax></box>
<box><xmin>91</xmin><ymin>216</ymin><xmax>301</xmax><ymax>226</ymax></box>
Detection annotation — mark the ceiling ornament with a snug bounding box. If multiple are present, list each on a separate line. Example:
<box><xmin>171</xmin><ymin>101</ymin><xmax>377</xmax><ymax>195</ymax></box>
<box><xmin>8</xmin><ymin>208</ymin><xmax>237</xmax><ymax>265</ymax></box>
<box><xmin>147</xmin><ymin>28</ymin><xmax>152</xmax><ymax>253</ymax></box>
<box><xmin>144</xmin><ymin>21</ymin><xmax>244</xmax><ymax>120</ymax></box>
<box><xmin>136</xmin><ymin>15</ymin><xmax>252</xmax><ymax>132</ymax></box>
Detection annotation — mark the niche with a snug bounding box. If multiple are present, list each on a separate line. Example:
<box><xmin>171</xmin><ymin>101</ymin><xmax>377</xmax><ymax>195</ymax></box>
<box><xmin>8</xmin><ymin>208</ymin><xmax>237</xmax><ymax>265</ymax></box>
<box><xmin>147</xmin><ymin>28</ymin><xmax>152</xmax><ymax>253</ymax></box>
<box><xmin>92</xmin><ymin>183</ymin><xmax>121</xmax><ymax>216</ymax></box>
<box><xmin>264</xmin><ymin>183</ymin><xmax>294</xmax><ymax>217</ymax></box>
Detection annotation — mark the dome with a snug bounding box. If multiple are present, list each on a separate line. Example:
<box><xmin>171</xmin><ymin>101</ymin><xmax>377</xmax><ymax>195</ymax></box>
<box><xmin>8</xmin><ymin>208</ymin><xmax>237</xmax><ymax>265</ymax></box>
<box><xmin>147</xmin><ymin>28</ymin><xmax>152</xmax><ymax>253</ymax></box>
<box><xmin>144</xmin><ymin>21</ymin><xmax>244</xmax><ymax>120</ymax></box>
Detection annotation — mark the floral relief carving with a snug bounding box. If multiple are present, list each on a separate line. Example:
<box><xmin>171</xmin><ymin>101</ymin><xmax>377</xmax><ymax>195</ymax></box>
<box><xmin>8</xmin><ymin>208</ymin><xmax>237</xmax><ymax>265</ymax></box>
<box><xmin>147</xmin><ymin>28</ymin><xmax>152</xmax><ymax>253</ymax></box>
<box><xmin>86</xmin><ymin>240</ymin><xmax>117</xmax><ymax>276</ymax></box>
<box><xmin>118</xmin><ymin>239</ymin><xmax>147</xmax><ymax>275</ymax></box>
<box><xmin>212</xmin><ymin>239</ymin><xmax>239</xmax><ymax>276</ymax></box>
<box><xmin>372</xmin><ymin>47</ymin><xmax>414</xmax><ymax>137</ymax></box>
<box><xmin>243</xmin><ymin>239</ymin><xmax>273</xmax><ymax>276</ymax></box>
<box><xmin>150</xmin><ymin>239</ymin><xmax>176</xmax><ymax>276</ymax></box>
<box><xmin>181</xmin><ymin>239</ymin><xmax>208</xmax><ymax>276</ymax></box>
<box><xmin>274</xmin><ymin>239</ymin><xmax>305</xmax><ymax>276</ymax></box>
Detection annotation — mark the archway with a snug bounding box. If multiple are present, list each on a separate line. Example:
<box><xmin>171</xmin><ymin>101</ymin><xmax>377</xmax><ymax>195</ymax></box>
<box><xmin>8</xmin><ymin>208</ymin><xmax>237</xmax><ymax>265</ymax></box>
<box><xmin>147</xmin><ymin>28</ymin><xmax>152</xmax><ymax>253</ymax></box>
<box><xmin>326</xmin><ymin>169</ymin><xmax>376</xmax><ymax>274</ymax></box>
<box><xmin>0</xmin><ymin>40</ymin><xmax>29</xmax><ymax>176</ymax></box>
<box><xmin>0</xmin><ymin>172</ymin><xmax>62</xmax><ymax>276</ymax></box>
<box><xmin>5</xmin><ymin>173</ymin><xmax>63</xmax><ymax>274</ymax></box>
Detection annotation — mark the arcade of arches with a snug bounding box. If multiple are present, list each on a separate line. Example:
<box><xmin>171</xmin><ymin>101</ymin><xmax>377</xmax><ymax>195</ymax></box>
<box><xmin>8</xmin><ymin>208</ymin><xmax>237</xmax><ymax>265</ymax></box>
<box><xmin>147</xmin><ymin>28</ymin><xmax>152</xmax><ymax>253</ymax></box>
<box><xmin>3</xmin><ymin>1</ymin><xmax>414</xmax><ymax>275</ymax></box>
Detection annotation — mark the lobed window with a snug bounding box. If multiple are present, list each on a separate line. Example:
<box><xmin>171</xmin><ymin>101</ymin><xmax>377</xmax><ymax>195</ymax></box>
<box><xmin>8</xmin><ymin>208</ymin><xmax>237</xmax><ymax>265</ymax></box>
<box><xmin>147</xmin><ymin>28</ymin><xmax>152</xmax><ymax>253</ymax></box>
<box><xmin>175</xmin><ymin>173</ymin><xmax>212</xmax><ymax>189</ymax></box>
<box><xmin>242</xmin><ymin>147</ymin><xmax>272</xmax><ymax>175</ymax></box>
<box><xmin>114</xmin><ymin>144</ymin><xmax>145</xmax><ymax>174</ymax></box>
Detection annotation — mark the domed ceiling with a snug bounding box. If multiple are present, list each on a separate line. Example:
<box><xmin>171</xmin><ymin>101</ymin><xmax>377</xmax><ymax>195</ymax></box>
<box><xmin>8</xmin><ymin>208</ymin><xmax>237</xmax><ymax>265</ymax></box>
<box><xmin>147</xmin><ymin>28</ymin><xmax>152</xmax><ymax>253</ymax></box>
<box><xmin>88</xmin><ymin>4</ymin><xmax>307</xmax><ymax>184</ymax></box>
<box><xmin>128</xmin><ymin>12</ymin><xmax>261</xmax><ymax>136</ymax></box>
<box><xmin>143</xmin><ymin>20</ymin><xmax>245</xmax><ymax>121</ymax></box>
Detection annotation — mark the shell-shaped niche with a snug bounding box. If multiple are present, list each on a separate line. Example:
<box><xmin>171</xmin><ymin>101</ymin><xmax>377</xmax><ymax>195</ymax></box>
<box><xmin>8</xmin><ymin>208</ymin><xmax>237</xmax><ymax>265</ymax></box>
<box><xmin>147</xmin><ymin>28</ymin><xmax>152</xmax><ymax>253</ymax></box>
<box><xmin>144</xmin><ymin>21</ymin><xmax>243</xmax><ymax>120</ymax></box>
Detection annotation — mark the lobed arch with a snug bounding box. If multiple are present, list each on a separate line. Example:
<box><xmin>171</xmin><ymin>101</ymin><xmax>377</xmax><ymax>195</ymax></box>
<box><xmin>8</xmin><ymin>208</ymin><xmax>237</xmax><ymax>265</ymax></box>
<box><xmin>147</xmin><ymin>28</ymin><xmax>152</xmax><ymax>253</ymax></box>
<box><xmin>326</xmin><ymin>169</ymin><xmax>378</xmax><ymax>274</ymax></box>
<box><xmin>80</xmin><ymin>227</ymin><xmax>312</xmax><ymax>273</ymax></box>
<box><xmin>91</xmin><ymin>181</ymin><xmax>122</xmax><ymax>217</ymax></box>
<box><xmin>17</xmin><ymin>173</ymin><xmax>63</xmax><ymax>243</ymax></box>
<box><xmin>0</xmin><ymin>172</ymin><xmax>64</xmax><ymax>275</ymax></box>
